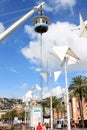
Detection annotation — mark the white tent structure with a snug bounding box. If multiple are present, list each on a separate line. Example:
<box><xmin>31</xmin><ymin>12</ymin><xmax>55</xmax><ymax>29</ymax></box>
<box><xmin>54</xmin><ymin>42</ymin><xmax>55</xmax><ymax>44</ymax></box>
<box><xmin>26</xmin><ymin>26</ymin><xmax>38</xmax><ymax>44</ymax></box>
<box><xmin>72</xmin><ymin>13</ymin><xmax>87</xmax><ymax>38</ymax></box>
<box><xmin>51</xmin><ymin>45</ymin><xmax>79</xmax><ymax>130</ymax></box>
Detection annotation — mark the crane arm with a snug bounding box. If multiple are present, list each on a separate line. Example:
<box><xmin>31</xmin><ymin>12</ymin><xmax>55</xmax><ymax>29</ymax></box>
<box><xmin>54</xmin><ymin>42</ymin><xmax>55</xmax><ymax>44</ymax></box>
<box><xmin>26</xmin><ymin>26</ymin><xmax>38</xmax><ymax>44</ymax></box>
<box><xmin>0</xmin><ymin>2</ymin><xmax>45</xmax><ymax>41</ymax></box>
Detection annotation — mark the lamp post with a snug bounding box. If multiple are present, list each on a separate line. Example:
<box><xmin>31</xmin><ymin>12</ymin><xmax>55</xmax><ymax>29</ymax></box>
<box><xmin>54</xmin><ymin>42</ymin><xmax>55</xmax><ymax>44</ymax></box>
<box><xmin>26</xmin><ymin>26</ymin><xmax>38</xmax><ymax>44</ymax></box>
<box><xmin>51</xmin><ymin>45</ymin><xmax>79</xmax><ymax>130</ymax></box>
<box><xmin>50</xmin><ymin>71</ymin><xmax>53</xmax><ymax>130</ymax></box>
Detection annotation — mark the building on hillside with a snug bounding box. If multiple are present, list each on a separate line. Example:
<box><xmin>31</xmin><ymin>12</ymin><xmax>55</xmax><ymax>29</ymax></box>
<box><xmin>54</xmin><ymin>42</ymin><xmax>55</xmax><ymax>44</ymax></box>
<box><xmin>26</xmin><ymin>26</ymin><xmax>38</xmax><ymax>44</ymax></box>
<box><xmin>0</xmin><ymin>110</ymin><xmax>9</xmax><ymax>118</ymax></box>
<box><xmin>12</xmin><ymin>104</ymin><xmax>23</xmax><ymax>112</ymax></box>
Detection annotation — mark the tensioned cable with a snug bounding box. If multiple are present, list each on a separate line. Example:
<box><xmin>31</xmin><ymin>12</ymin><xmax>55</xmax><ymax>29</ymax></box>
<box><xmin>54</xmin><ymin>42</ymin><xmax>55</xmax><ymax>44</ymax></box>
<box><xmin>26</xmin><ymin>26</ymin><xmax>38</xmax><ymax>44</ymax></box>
<box><xmin>3</xmin><ymin>15</ymin><xmax>23</xmax><ymax>24</ymax></box>
<box><xmin>0</xmin><ymin>6</ymin><xmax>34</xmax><ymax>27</ymax></box>
<box><xmin>33</xmin><ymin>0</ymin><xmax>38</xmax><ymax>5</ymax></box>
<box><xmin>0</xmin><ymin>0</ymin><xmax>45</xmax><ymax>18</ymax></box>
<box><xmin>0</xmin><ymin>7</ymin><xmax>32</xmax><ymax>17</ymax></box>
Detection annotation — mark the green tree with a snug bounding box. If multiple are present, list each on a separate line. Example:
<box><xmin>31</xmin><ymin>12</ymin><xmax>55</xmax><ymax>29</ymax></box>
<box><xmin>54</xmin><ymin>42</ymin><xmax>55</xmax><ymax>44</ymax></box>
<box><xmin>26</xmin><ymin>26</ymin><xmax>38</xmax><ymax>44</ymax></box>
<box><xmin>1</xmin><ymin>109</ymin><xmax>25</xmax><ymax>122</ymax></box>
<box><xmin>42</xmin><ymin>96</ymin><xmax>66</xmax><ymax>121</ymax></box>
<box><xmin>10</xmin><ymin>109</ymin><xmax>18</xmax><ymax>120</ymax></box>
<box><xmin>69</xmin><ymin>75</ymin><xmax>87</xmax><ymax>127</ymax></box>
<box><xmin>56</xmin><ymin>98</ymin><xmax>66</xmax><ymax>119</ymax></box>
<box><xmin>4</xmin><ymin>111</ymin><xmax>11</xmax><ymax>121</ymax></box>
<box><xmin>41</xmin><ymin>97</ymin><xmax>50</xmax><ymax>118</ymax></box>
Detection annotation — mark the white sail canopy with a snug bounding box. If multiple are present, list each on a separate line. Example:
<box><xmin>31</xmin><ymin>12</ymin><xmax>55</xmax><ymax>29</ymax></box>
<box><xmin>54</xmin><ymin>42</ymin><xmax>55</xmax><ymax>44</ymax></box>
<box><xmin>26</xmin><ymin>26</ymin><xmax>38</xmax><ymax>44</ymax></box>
<box><xmin>54</xmin><ymin>71</ymin><xmax>61</xmax><ymax>82</ymax></box>
<box><xmin>22</xmin><ymin>96</ymin><xmax>31</xmax><ymax>103</ymax></box>
<box><xmin>79</xmin><ymin>13</ymin><xmax>87</xmax><ymax>37</ymax></box>
<box><xmin>22</xmin><ymin>90</ymin><xmax>33</xmax><ymax>103</ymax></box>
<box><xmin>36</xmin><ymin>84</ymin><xmax>41</xmax><ymax>91</ymax></box>
<box><xmin>40</xmin><ymin>72</ymin><xmax>48</xmax><ymax>83</ymax></box>
<box><xmin>51</xmin><ymin>45</ymin><xmax>79</xmax><ymax>66</ymax></box>
<box><xmin>52</xmin><ymin>45</ymin><xmax>68</xmax><ymax>61</ymax></box>
<box><xmin>51</xmin><ymin>45</ymin><xmax>79</xmax><ymax>130</ymax></box>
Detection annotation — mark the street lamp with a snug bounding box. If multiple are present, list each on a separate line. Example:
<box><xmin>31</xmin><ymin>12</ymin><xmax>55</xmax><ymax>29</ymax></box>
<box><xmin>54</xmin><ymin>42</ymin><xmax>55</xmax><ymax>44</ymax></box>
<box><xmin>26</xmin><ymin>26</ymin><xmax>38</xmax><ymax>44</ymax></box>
<box><xmin>51</xmin><ymin>45</ymin><xmax>79</xmax><ymax>130</ymax></box>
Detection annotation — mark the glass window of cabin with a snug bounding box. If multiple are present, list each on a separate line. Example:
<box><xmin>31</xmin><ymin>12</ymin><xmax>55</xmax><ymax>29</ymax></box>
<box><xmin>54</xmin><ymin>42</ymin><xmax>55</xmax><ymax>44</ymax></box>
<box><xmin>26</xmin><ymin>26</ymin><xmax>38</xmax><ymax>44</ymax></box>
<box><xmin>35</xmin><ymin>20</ymin><xmax>37</xmax><ymax>24</ymax></box>
<box><xmin>46</xmin><ymin>21</ymin><xmax>47</xmax><ymax>24</ymax></box>
<box><xmin>42</xmin><ymin>20</ymin><xmax>45</xmax><ymax>23</ymax></box>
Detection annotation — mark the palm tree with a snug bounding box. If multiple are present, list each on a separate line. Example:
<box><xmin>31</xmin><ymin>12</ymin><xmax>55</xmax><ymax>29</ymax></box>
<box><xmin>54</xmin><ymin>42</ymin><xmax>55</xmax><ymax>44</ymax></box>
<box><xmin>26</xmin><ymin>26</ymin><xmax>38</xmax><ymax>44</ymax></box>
<box><xmin>42</xmin><ymin>96</ymin><xmax>66</xmax><ymax>123</ymax></box>
<box><xmin>69</xmin><ymin>75</ymin><xmax>87</xmax><ymax>127</ymax></box>
<box><xmin>41</xmin><ymin>97</ymin><xmax>50</xmax><ymax>118</ymax></box>
<box><xmin>52</xmin><ymin>96</ymin><xmax>60</xmax><ymax>123</ymax></box>
<box><xmin>54</xmin><ymin>97</ymin><xmax>66</xmax><ymax>120</ymax></box>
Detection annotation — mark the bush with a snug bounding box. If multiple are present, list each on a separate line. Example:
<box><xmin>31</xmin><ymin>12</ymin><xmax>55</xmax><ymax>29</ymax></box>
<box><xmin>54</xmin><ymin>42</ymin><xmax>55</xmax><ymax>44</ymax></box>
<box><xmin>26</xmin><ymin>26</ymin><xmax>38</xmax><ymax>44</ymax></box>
<box><xmin>11</xmin><ymin>125</ymin><xmax>14</xmax><ymax>130</ymax></box>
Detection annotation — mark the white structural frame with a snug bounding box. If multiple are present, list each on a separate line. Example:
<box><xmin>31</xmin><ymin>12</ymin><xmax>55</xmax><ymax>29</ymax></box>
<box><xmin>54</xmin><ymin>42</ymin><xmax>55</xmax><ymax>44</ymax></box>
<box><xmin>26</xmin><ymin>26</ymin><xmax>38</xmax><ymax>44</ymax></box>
<box><xmin>0</xmin><ymin>2</ymin><xmax>45</xmax><ymax>41</ymax></box>
<box><xmin>50</xmin><ymin>45</ymin><xmax>79</xmax><ymax>130</ymax></box>
<box><xmin>64</xmin><ymin>56</ymin><xmax>71</xmax><ymax>130</ymax></box>
<box><xmin>50</xmin><ymin>71</ymin><xmax>53</xmax><ymax>130</ymax></box>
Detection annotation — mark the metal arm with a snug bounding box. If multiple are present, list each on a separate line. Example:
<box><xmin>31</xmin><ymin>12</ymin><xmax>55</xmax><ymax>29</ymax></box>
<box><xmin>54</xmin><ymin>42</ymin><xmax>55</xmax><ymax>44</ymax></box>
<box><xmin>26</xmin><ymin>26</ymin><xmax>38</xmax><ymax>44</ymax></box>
<box><xmin>0</xmin><ymin>2</ymin><xmax>45</xmax><ymax>41</ymax></box>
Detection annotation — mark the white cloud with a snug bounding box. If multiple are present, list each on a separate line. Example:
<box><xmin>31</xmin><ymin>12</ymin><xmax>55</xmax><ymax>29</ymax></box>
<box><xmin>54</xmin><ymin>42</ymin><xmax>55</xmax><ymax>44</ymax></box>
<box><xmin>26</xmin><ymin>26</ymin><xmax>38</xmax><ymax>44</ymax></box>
<box><xmin>21</xmin><ymin>21</ymin><xmax>87</xmax><ymax>72</ymax></box>
<box><xmin>24</xmin><ymin>25</ymin><xmax>37</xmax><ymax>39</ymax></box>
<box><xmin>22</xmin><ymin>86</ymin><xmax>65</xmax><ymax>100</ymax></box>
<box><xmin>0</xmin><ymin>23</ymin><xmax>5</xmax><ymax>34</ymax></box>
<box><xmin>21</xmin><ymin>40</ymin><xmax>41</xmax><ymax>64</ymax></box>
<box><xmin>5</xmin><ymin>66</ymin><xmax>17</xmax><ymax>73</ymax></box>
<box><xmin>52</xmin><ymin>86</ymin><xmax>65</xmax><ymax>97</ymax></box>
<box><xmin>45</xmin><ymin>0</ymin><xmax>76</xmax><ymax>13</ymax></box>
<box><xmin>43</xmin><ymin>4</ymin><xmax>53</xmax><ymax>12</ymax></box>
<box><xmin>20</xmin><ymin>82</ymin><xmax>28</xmax><ymax>89</ymax></box>
<box><xmin>10</xmin><ymin>67</ymin><xmax>17</xmax><ymax>73</ymax></box>
<box><xmin>35</xmin><ymin>68</ymin><xmax>41</xmax><ymax>72</ymax></box>
<box><xmin>42</xmin><ymin>86</ymin><xmax>65</xmax><ymax>99</ymax></box>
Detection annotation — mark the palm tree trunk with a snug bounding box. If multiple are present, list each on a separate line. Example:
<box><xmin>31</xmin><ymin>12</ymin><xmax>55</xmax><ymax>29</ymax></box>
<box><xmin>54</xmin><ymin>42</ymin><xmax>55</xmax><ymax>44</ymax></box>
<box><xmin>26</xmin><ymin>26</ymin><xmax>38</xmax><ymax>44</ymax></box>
<box><xmin>79</xmin><ymin>89</ymin><xmax>84</xmax><ymax>128</ymax></box>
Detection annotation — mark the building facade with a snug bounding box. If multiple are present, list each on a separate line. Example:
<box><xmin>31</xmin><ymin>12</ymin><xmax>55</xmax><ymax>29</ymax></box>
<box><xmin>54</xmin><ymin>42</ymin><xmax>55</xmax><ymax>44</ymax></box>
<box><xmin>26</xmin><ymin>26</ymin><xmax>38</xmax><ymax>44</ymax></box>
<box><xmin>71</xmin><ymin>97</ymin><xmax>87</xmax><ymax>126</ymax></box>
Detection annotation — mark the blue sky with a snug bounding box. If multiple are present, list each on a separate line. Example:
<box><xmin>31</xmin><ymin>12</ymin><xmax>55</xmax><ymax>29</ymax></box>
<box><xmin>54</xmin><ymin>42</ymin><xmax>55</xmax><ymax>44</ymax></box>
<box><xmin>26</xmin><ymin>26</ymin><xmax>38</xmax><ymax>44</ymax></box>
<box><xmin>0</xmin><ymin>0</ymin><xmax>87</xmax><ymax>99</ymax></box>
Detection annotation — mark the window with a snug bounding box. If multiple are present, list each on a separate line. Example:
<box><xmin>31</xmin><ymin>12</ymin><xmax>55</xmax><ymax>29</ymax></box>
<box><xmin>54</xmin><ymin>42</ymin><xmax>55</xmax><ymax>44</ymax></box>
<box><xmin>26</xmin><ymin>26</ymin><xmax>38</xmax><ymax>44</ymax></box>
<box><xmin>42</xmin><ymin>20</ymin><xmax>45</xmax><ymax>23</ymax></box>
<box><xmin>46</xmin><ymin>21</ymin><xmax>48</xmax><ymax>24</ymax></box>
<box><xmin>36</xmin><ymin>20</ymin><xmax>37</xmax><ymax>24</ymax></box>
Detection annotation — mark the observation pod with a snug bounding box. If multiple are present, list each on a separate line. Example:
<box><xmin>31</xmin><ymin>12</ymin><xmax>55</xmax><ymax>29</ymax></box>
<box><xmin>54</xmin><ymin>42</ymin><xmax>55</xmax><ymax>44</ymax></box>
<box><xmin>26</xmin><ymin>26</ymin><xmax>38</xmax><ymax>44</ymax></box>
<box><xmin>32</xmin><ymin>16</ymin><xmax>50</xmax><ymax>34</ymax></box>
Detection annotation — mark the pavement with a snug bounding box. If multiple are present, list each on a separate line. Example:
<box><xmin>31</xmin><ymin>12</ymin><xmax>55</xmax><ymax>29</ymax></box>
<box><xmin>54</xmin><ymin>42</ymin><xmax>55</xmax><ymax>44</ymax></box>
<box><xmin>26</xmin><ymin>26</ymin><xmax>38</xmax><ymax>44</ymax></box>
<box><xmin>13</xmin><ymin>125</ymin><xmax>87</xmax><ymax>130</ymax></box>
<box><xmin>54</xmin><ymin>128</ymin><xmax>87</xmax><ymax>130</ymax></box>
<box><xmin>24</xmin><ymin>127</ymin><xmax>87</xmax><ymax>130</ymax></box>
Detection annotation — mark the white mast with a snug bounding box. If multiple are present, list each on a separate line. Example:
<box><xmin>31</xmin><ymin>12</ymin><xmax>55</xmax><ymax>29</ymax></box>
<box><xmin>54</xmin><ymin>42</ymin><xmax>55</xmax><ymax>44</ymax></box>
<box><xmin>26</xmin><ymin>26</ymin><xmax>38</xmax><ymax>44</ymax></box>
<box><xmin>0</xmin><ymin>2</ymin><xmax>45</xmax><ymax>41</ymax></box>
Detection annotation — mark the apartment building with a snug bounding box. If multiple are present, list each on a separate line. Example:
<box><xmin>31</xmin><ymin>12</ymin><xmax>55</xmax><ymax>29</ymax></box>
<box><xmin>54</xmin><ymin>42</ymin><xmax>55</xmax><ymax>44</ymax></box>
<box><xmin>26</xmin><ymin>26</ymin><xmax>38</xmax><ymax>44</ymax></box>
<box><xmin>72</xmin><ymin>97</ymin><xmax>87</xmax><ymax>126</ymax></box>
<box><xmin>53</xmin><ymin>97</ymin><xmax>87</xmax><ymax>127</ymax></box>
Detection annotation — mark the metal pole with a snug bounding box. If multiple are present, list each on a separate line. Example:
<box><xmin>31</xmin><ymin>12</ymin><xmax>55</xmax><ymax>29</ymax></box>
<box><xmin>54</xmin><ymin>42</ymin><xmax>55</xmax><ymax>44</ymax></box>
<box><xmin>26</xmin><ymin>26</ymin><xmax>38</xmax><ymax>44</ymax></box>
<box><xmin>0</xmin><ymin>2</ymin><xmax>45</xmax><ymax>41</ymax></box>
<box><xmin>40</xmin><ymin>34</ymin><xmax>43</xmax><ymax>101</ymax></box>
<box><xmin>50</xmin><ymin>72</ymin><xmax>53</xmax><ymax>130</ymax></box>
<box><xmin>64</xmin><ymin>57</ymin><xmax>71</xmax><ymax>130</ymax></box>
<box><xmin>25</xmin><ymin>105</ymin><xmax>27</xmax><ymax>124</ymax></box>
